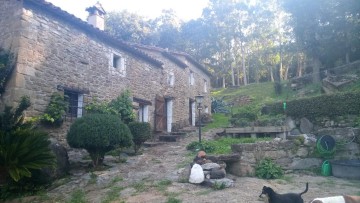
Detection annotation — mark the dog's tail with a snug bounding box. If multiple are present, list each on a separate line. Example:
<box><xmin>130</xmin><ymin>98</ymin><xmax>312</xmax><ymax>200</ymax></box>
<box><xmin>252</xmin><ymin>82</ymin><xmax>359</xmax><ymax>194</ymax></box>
<box><xmin>299</xmin><ymin>182</ymin><xmax>309</xmax><ymax>196</ymax></box>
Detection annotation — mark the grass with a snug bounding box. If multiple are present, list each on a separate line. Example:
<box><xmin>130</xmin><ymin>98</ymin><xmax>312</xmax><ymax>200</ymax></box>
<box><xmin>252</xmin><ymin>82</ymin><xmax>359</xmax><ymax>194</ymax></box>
<box><xmin>101</xmin><ymin>186</ymin><xmax>124</xmax><ymax>203</ymax></box>
<box><xmin>155</xmin><ymin>179</ymin><xmax>172</xmax><ymax>192</ymax></box>
<box><xmin>203</xmin><ymin>113</ymin><xmax>230</xmax><ymax>132</ymax></box>
<box><xmin>204</xmin><ymin>137</ymin><xmax>273</xmax><ymax>155</ymax></box>
<box><xmin>166</xmin><ymin>197</ymin><xmax>182</xmax><ymax>203</ymax></box>
<box><xmin>67</xmin><ymin>189</ymin><xmax>86</xmax><ymax>203</ymax></box>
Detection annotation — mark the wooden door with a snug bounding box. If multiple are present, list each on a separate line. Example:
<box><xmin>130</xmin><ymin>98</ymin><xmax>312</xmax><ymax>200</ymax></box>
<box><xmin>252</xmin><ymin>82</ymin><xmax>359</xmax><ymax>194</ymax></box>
<box><xmin>155</xmin><ymin>95</ymin><xmax>166</xmax><ymax>132</ymax></box>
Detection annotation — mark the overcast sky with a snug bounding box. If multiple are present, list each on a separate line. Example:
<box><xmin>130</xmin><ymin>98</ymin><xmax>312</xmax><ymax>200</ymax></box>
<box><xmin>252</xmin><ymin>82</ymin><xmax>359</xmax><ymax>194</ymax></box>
<box><xmin>45</xmin><ymin>0</ymin><xmax>209</xmax><ymax>21</ymax></box>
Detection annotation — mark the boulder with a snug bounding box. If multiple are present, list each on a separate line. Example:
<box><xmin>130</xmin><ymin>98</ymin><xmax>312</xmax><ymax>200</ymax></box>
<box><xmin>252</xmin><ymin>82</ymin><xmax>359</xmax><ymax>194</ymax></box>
<box><xmin>300</xmin><ymin>118</ymin><xmax>314</xmax><ymax>133</ymax></box>
<box><xmin>41</xmin><ymin>138</ymin><xmax>70</xmax><ymax>181</ymax></box>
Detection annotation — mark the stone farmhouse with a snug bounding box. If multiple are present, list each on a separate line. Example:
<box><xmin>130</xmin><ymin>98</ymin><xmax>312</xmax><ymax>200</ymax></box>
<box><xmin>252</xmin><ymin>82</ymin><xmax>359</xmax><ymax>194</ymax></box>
<box><xmin>0</xmin><ymin>0</ymin><xmax>211</xmax><ymax>142</ymax></box>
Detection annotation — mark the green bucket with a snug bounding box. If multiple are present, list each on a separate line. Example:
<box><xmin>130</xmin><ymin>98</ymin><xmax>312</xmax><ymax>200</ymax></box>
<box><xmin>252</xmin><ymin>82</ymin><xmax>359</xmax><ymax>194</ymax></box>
<box><xmin>321</xmin><ymin>160</ymin><xmax>332</xmax><ymax>176</ymax></box>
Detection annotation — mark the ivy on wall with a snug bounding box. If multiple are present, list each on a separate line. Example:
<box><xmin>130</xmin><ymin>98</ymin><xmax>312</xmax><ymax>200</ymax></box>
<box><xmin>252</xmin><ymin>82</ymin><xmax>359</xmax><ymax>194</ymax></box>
<box><xmin>0</xmin><ymin>48</ymin><xmax>15</xmax><ymax>94</ymax></box>
<box><xmin>265</xmin><ymin>91</ymin><xmax>360</xmax><ymax>119</ymax></box>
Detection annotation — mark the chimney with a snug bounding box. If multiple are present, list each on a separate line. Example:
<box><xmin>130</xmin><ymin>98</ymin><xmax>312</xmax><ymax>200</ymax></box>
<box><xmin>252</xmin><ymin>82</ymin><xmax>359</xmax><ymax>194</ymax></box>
<box><xmin>86</xmin><ymin>2</ymin><xmax>106</xmax><ymax>30</ymax></box>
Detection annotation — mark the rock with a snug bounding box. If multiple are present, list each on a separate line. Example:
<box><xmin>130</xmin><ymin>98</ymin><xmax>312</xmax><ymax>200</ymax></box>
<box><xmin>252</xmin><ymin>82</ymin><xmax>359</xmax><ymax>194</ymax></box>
<box><xmin>285</xmin><ymin>117</ymin><xmax>296</xmax><ymax>130</ymax></box>
<box><xmin>289</xmin><ymin>158</ymin><xmax>322</xmax><ymax>170</ymax></box>
<box><xmin>210</xmin><ymin>168</ymin><xmax>226</xmax><ymax>179</ymax></box>
<box><xmin>290</xmin><ymin>128</ymin><xmax>301</xmax><ymax>135</ymax></box>
<box><xmin>41</xmin><ymin>138</ymin><xmax>70</xmax><ymax>181</ymax></box>
<box><xmin>209</xmin><ymin>178</ymin><xmax>234</xmax><ymax>188</ymax></box>
<box><xmin>300</xmin><ymin>117</ymin><xmax>314</xmax><ymax>133</ymax></box>
<box><xmin>201</xmin><ymin>163</ymin><xmax>221</xmax><ymax>170</ymax></box>
<box><xmin>177</xmin><ymin>164</ymin><xmax>191</xmax><ymax>182</ymax></box>
<box><xmin>189</xmin><ymin>164</ymin><xmax>204</xmax><ymax>184</ymax></box>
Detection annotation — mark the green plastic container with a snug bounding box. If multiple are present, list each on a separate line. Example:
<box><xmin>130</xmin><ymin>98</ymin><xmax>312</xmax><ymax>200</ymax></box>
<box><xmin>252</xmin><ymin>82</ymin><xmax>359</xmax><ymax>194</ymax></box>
<box><xmin>321</xmin><ymin>160</ymin><xmax>332</xmax><ymax>176</ymax></box>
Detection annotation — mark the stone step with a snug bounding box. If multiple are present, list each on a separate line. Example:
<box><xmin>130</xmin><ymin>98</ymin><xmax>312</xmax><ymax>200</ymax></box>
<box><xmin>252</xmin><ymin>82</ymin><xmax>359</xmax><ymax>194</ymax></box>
<box><xmin>143</xmin><ymin>141</ymin><xmax>166</xmax><ymax>147</ymax></box>
<box><xmin>158</xmin><ymin>135</ymin><xmax>183</xmax><ymax>142</ymax></box>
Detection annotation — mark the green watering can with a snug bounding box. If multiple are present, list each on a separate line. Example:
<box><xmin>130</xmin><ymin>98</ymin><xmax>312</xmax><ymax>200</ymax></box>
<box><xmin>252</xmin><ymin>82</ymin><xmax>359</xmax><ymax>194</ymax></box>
<box><xmin>321</xmin><ymin>160</ymin><xmax>332</xmax><ymax>176</ymax></box>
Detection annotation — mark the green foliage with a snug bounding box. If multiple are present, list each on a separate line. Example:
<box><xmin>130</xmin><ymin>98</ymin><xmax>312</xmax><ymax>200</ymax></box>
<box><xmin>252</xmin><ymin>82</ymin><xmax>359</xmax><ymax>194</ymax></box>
<box><xmin>211</xmin><ymin>97</ymin><xmax>230</xmax><ymax>113</ymax></box>
<box><xmin>186</xmin><ymin>137</ymin><xmax>272</xmax><ymax>155</ymax></box>
<box><xmin>128</xmin><ymin>122</ymin><xmax>152</xmax><ymax>153</ymax></box>
<box><xmin>0</xmin><ymin>48</ymin><xmax>15</xmax><ymax>94</ymax></box>
<box><xmin>186</xmin><ymin>141</ymin><xmax>216</xmax><ymax>153</ymax></box>
<box><xmin>85</xmin><ymin>99</ymin><xmax>117</xmax><ymax>115</ymax></box>
<box><xmin>0</xmin><ymin>96</ymin><xmax>31</xmax><ymax>133</ymax></box>
<box><xmin>67</xmin><ymin>189</ymin><xmax>86</xmax><ymax>203</ymax></box>
<box><xmin>67</xmin><ymin>114</ymin><xmax>133</xmax><ymax>167</ymax></box>
<box><xmin>264</xmin><ymin>91</ymin><xmax>360</xmax><ymax>119</ymax></box>
<box><xmin>41</xmin><ymin>93</ymin><xmax>68</xmax><ymax>127</ymax></box>
<box><xmin>255</xmin><ymin>158</ymin><xmax>284</xmax><ymax>179</ymax></box>
<box><xmin>166</xmin><ymin>197</ymin><xmax>182</xmax><ymax>203</ymax></box>
<box><xmin>0</xmin><ymin>96</ymin><xmax>55</xmax><ymax>189</ymax></box>
<box><xmin>0</xmin><ymin>129</ymin><xmax>55</xmax><ymax>182</ymax></box>
<box><xmin>212</xmin><ymin>181</ymin><xmax>226</xmax><ymax>190</ymax></box>
<box><xmin>202</xmin><ymin>113</ymin><xmax>230</xmax><ymax>132</ymax></box>
<box><xmin>108</xmin><ymin>90</ymin><xmax>135</xmax><ymax>124</ymax></box>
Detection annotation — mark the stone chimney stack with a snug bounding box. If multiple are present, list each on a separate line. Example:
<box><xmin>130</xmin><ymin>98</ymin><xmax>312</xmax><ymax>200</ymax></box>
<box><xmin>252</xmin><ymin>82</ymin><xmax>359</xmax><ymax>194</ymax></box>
<box><xmin>86</xmin><ymin>2</ymin><xmax>106</xmax><ymax>30</ymax></box>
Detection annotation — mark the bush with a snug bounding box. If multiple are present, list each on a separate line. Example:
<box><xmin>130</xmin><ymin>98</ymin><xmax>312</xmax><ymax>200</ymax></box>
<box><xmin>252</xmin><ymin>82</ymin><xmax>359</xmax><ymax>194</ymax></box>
<box><xmin>255</xmin><ymin>158</ymin><xmax>283</xmax><ymax>179</ymax></box>
<box><xmin>0</xmin><ymin>96</ymin><xmax>55</xmax><ymax>189</ymax></box>
<box><xmin>128</xmin><ymin>122</ymin><xmax>152</xmax><ymax>153</ymax></box>
<box><xmin>67</xmin><ymin>114</ymin><xmax>133</xmax><ymax>167</ymax></box>
<box><xmin>186</xmin><ymin>141</ymin><xmax>216</xmax><ymax>153</ymax></box>
<box><xmin>108</xmin><ymin>90</ymin><xmax>135</xmax><ymax>124</ymax></box>
<box><xmin>41</xmin><ymin>93</ymin><xmax>68</xmax><ymax>127</ymax></box>
<box><xmin>264</xmin><ymin>91</ymin><xmax>360</xmax><ymax>118</ymax></box>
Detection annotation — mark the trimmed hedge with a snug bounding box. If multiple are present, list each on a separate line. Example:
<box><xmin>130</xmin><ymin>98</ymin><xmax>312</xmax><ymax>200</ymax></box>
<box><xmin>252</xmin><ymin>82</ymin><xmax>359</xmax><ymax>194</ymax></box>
<box><xmin>67</xmin><ymin>114</ymin><xmax>133</xmax><ymax>167</ymax></box>
<box><xmin>128</xmin><ymin>122</ymin><xmax>152</xmax><ymax>153</ymax></box>
<box><xmin>264</xmin><ymin>91</ymin><xmax>360</xmax><ymax>118</ymax></box>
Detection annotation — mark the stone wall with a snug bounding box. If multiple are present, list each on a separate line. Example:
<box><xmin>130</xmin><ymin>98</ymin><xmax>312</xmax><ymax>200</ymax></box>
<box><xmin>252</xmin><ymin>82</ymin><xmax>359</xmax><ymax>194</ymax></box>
<box><xmin>227</xmin><ymin>137</ymin><xmax>360</xmax><ymax>177</ymax></box>
<box><xmin>0</xmin><ymin>0</ymin><xmax>23</xmax><ymax>105</ymax></box>
<box><xmin>0</xmin><ymin>1</ymin><xmax>211</xmax><ymax>144</ymax></box>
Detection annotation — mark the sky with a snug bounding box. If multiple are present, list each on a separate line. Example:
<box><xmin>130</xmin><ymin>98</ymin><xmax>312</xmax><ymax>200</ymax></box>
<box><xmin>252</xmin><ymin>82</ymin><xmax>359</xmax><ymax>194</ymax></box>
<box><xmin>45</xmin><ymin>0</ymin><xmax>209</xmax><ymax>21</ymax></box>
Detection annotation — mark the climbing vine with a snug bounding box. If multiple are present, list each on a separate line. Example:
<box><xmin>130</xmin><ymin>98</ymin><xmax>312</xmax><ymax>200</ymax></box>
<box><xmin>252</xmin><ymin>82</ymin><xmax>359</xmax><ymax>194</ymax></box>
<box><xmin>0</xmin><ymin>48</ymin><xmax>15</xmax><ymax>94</ymax></box>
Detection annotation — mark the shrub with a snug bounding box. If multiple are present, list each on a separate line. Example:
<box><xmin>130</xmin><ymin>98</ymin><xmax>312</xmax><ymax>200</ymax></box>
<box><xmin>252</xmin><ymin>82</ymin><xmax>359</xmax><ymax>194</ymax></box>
<box><xmin>255</xmin><ymin>158</ymin><xmax>283</xmax><ymax>179</ymax></box>
<box><xmin>67</xmin><ymin>114</ymin><xmax>133</xmax><ymax>167</ymax></box>
<box><xmin>0</xmin><ymin>96</ymin><xmax>55</xmax><ymax>187</ymax></box>
<box><xmin>128</xmin><ymin>122</ymin><xmax>152</xmax><ymax>153</ymax></box>
<box><xmin>211</xmin><ymin>97</ymin><xmax>230</xmax><ymax>114</ymax></box>
<box><xmin>85</xmin><ymin>99</ymin><xmax>117</xmax><ymax>115</ymax></box>
<box><xmin>108</xmin><ymin>90</ymin><xmax>135</xmax><ymax>124</ymax></box>
<box><xmin>186</xmin><ymin>141</ymin><xmax>216</xmax><ymax>153</ymax></box>
<box><xmin>40</xmin><ymin>93</ymin><xmax>68</xmax><ymax>127</ymax></box>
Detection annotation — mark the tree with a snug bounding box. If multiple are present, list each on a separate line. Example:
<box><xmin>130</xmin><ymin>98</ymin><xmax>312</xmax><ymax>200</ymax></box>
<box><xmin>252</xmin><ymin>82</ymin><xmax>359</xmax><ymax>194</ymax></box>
<box><xmin>67</xmin><ymin>114</ymin><xmax>133</xmax><ymax>167</ymax></box>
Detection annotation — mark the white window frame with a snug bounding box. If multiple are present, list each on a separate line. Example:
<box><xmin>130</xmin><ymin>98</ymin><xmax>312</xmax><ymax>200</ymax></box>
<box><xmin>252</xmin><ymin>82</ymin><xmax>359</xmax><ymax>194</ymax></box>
<box><xmin>189</xmin><ymin>71</ymin><xmax>194</xmax><ymax>86</ymax></box>
<box><xmin>204</xmin><ymin>80</ymin><xmax>208</xmax><ymax>92</ymax></box>
<box><xmin>110</xmin><ymin>52</ymin><xmax>126</xmax><ymax>76</ymax></box>
<box><xmin>168</xmin><ymin>72</ymin><xmax>175</xmax><ymax>87</ymax></box>
<box><xmin>138</xmin><ymin>104</ymin><xmax>149</xmax><ymax>122</ymax></box>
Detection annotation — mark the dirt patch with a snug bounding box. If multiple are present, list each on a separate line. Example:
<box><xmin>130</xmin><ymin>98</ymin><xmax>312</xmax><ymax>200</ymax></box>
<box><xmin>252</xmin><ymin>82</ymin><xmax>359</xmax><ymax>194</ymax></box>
<box><xmin>21</xmin><ymin>130</ymin><xmax>360</xmax><ymax>203</ymax></box>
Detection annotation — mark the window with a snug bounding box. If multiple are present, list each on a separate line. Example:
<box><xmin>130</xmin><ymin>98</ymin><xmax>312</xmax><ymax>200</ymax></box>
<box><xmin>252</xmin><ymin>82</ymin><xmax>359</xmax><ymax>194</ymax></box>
<box><xmin>204</xmin><ymin>80</ymin><xmax>208</xmax><ymax>92</ymax></box>
<box><xmin>64</xmin><ymin>90</ymin><xmax>83</xmax><ymax>118</ymax></box>
<box><xmin>110</xmin><ymin>53</ymin><xmax>126</xmax><ymax>76</ymax></box>
<box><xmin>138</xmin><ymin>104</ymin><xmax>149</xmax><ymax>122</ymax></box>
<box><xmin>189</xmin><ymin>71</ymin><xmax>194</xmax><ymax>86</ymax></box>
<box><xmin>168</xmin><ymin>72</ymin><xmax>175</xmax><ymax>86</ymax></box>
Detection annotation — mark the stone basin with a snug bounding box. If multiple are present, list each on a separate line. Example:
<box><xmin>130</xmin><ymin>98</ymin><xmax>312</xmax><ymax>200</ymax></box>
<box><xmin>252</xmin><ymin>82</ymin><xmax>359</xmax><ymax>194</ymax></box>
<box><xmin>330</xmin><ymin>159</ymin><xmax>360</xmax><ymax>179</ymax></box>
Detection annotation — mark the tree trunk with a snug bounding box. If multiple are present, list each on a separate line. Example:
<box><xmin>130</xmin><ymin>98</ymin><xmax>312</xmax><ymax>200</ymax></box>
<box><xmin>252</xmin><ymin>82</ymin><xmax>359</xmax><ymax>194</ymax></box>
<box><xmin>222</xmin><ymin>76</ymin><xmax>226</xmax><ymax>88</ymax></box>
<box><xmin>230</xmin><ymin>65</ymin><xmax>235</xmax><ymax>86</ymax></box>
<box><xmin>312</xmin><ymin>57</ymin><xmax>321</xmax><ymax>83</ymax></box>
<box><xmin>270</xmin><ymin>66</ymin><xmax>274</xmax><ymax>82</ymax></box>
<box><xmin>284</xmin><ymin>65</ymin><xmax>289</xmax><ymax>81</ymax></box>
<box><xmin>241</xmin><ymin>43</ymin><xmax>247</xmax><ymax>85</ymax></box>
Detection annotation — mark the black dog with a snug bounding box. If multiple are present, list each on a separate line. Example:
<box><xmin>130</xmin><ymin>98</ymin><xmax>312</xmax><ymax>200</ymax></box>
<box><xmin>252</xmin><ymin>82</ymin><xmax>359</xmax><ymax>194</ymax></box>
<box><xmin>259</xmin><ymin>182</ymin><xmax>308</xmax><ymax>203</ymax></box>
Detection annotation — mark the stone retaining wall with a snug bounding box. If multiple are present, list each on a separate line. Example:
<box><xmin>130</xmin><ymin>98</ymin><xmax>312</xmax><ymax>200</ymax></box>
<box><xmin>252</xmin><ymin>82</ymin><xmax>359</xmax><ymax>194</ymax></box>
<box><xmin>227</xmin><ymin>138</ymin><xmax>360</xmax><ymax>177</ymax></box>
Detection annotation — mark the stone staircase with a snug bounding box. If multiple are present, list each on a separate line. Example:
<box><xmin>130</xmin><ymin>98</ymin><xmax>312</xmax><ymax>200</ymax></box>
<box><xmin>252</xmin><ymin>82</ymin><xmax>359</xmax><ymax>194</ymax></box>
<box><xmin>144</xmin><ymin>126</ymin><xmax>197</xmax><ymax>147</ymax></box>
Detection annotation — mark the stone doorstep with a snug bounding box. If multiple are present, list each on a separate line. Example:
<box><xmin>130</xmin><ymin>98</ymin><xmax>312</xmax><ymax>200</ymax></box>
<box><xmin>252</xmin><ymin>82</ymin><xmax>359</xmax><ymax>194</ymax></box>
<box><xmin>143</xmin><ymin>141</ymin><xmax>167</xmax><ymax>147</ymax></box>
<box><xmin>159</xmin><ymin>134</ymin><xmax>183</xmax><ymax>142</ymax></box>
